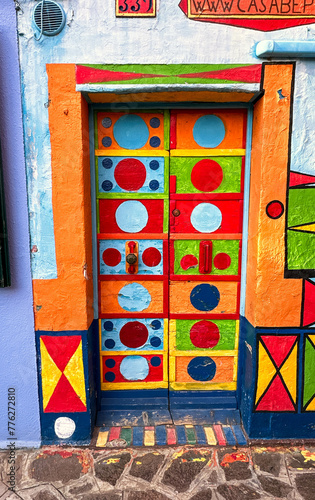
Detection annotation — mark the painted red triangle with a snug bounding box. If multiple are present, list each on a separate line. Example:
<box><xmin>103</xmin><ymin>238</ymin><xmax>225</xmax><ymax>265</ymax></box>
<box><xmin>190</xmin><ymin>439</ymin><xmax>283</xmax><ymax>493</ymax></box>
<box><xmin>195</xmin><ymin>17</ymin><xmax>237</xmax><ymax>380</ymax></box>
<box><xmin>261</xmin><ymin>336</ymin><xmax>297</xmax><ymax>368</ymax></box>
<box><xmin>179</xmin><ymin>65</ymin><xmax>262</xmax><ymax>84</ymax></box>
<box><xmin>303</xmin><ymin>280</ymin><xmax>315</xmax><ymax>327</ymax></box>
<box><xmin>256</xmin><ymin>374</ymin><xmax>295</xmax><ymax>411</ymax></box>
<box><xmin>41</xmin><ymin>336</ymin><xmax>81</xmax><ymax>372</ymax></box>
<box><xmin>195</xmin><ymin>17</ymin><xmax>315</xmax><ymax>31</ymax></box>
<box><xmin>45</xmin><ymin>373</ymin><xmax>87</xmax><ymax>413</ymax></box>
<box><xmin>290</xmin><ymin>172</ymin><xmax>315</xmax><ymax>187</ymax></box>
<box><xmin>76</xmin><ymin>66</ymin><xmax>165</xmax><ymax>85</ymax></box>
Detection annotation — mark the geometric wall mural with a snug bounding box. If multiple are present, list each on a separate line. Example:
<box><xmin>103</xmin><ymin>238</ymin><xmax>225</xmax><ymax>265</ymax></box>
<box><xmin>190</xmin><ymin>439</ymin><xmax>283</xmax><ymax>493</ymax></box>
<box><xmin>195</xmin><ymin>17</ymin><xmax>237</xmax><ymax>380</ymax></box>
<box><xmin>40</xmin><ymin>336</ymin><xmax>87</xmax><ymax>413</ymax></box>
<box><xmin>254</xmin><ymin>335</ymin><xmax>298</xmax><ymax>412</ymax></box>
<box><xmin>303</xmin><ymin>334</ymin><xmax>315</xmax><ymax>412</ymax></box>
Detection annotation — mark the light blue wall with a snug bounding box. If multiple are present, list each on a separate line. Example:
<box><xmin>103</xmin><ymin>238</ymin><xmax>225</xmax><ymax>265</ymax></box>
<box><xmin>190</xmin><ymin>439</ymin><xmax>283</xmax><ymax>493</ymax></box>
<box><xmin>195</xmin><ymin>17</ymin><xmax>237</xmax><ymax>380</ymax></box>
<box><xmin>0</xmin><ymin>0</ymin><xmax>41</xmax><ymax>448</ymax></box>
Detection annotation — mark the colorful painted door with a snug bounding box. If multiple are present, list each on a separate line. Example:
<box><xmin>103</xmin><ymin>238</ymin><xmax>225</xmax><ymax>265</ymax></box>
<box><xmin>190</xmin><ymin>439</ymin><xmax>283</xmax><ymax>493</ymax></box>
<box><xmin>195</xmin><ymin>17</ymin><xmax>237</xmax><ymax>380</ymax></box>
<box><xmin>94</xmin><ymin>109</ymin><xmax>246</xmax><ymax>409</ymax></box>
<box><xmin>169</xmin><ymin>110</ymin><xmax>245</xmax><ymax>397</ymax></box>
<box><xmin>95</xmin><ymin>112</ymin><xmax>169</xmax><ymax>392</ymax></box>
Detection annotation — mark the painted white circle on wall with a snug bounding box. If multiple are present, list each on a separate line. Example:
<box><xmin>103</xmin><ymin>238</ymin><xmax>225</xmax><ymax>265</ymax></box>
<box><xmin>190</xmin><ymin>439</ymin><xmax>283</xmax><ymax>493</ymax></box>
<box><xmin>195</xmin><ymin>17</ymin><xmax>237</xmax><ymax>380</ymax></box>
<box><xmin>54</xmin><ymin>417</ymin><xmax>76</xmax><ymax>439</ymax></box>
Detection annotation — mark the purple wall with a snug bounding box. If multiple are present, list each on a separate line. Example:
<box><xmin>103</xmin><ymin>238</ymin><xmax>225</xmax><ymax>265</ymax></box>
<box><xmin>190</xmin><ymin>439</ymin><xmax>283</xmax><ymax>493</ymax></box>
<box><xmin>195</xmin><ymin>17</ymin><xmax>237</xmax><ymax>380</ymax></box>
<box><xmin>0</xmin><ymin>0</ymin><xmax>40</xmax><ymax>447</ymax></box>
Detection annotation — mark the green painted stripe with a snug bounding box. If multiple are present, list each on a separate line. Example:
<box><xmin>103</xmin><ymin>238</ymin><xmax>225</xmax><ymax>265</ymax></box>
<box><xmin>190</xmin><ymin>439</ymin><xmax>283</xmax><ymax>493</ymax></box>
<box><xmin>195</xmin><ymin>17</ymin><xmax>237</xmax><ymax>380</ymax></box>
<box><xmin>81</xmin><ymin>63</ymin><xmax>251</xmax><ymax>76</ymax></box>
<box><xmin>164</xmin><ymin>110</ymin><xmax>170</xmax><ymax>151</ymax></box>
<box><xmin>185</xmin><ymin>426</ymin><xmax>197</xmax><ymax>445</ymax></box>
<box><xmin>164</xmin><ymin>155</ymin><xmax>170</xmax><ymax>198</ymax></box>
<box><xmin>163</xmin><ymin>198</ymin><xmax>169</xmax><ymax>234</ymax></box>
<box><xmin>85</xmin><ymin>77</ymin><xmax>250</xmax><ymax>86</ymax></box>
<box><xmin>120</xmin><ymin>427</ymin><xmax>132</xmax><ymax>446</ymax></box>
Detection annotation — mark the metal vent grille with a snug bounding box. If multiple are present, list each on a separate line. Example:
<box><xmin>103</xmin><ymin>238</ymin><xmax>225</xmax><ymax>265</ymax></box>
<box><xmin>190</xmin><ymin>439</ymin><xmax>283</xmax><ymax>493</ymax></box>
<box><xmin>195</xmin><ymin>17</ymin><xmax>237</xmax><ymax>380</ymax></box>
<box><xmin>33</xmin><ymin>1</ymin><xmax>66</xmax><ymax>36</ymax></box>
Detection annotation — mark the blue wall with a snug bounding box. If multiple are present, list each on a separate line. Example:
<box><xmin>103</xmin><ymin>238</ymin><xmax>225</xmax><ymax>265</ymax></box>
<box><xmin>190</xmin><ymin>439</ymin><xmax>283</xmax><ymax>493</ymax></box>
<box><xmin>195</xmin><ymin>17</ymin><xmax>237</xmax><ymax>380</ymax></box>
<box><xmin>0</xmin><ymin>0</ymin><xmax>40</xmax><ymax>448</ymax></box>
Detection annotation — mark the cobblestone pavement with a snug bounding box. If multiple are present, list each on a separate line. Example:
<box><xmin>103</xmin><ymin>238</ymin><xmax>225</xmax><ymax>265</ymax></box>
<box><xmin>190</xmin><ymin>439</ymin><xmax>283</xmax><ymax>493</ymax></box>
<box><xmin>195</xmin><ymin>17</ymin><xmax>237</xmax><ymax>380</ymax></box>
<box><xmin>1</xmin><ymin>445</ymin><xmax>315</xmax><ymax>499</ymax></box>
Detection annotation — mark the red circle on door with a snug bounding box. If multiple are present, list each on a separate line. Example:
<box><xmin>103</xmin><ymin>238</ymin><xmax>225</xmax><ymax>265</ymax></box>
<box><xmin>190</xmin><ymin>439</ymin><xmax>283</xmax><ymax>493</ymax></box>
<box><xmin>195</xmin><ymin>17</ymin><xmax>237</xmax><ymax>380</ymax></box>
<box><xmin>102</xmin><ymin>248</ymin><xmax>121</xmax><ymax>267</ymax></box>
<box><xmin>191</xmin><ymin>159</ymin><xmax>223</xmax><ymax>192</ymax></box>
<box><xmin>190</xmin><ymin>320</ymin><xmax>220</xmax><ymax>348</ymax></box>
<box><xmin>180</xmin><ymin>254</ymin><xmax>198</xmax><ymax>270</ymax></box>
<box><xmin>142</xmin><ymin>247</ymin><xmax>162</xmax><ymax>267</ymax></box>
<box><xmin>120</xmin><ymin>321</ymin><xmax>149</xmax><ymax>348</ymax></box>
<box><xmin>114</xmin><ymin>158</ymin><xmax>146</xmax><ymax>191</ymax></box>
<box><xmin>213</xmin><ymin>253</ymin><xmax>231</xmax><ymax>270</ymax></box>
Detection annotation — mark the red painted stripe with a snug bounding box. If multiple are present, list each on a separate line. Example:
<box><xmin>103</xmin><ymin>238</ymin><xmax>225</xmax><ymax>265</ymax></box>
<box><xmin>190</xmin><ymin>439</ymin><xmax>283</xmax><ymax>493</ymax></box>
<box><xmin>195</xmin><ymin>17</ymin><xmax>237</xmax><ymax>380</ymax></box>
<box><xmin>178</xmin><ymin>65</ymin><xmax>262</xmax><ymax>84</ymax></box>
<box><xmin>170</xmin><ymin>175</ymin><xmax>177</xmax><ymax>194</ymax></box>
<box><xmin>97</xmin><ymin>233</ymin><xmax>168</xmax><ymax>240</ymax></box>
<box><xmin>163</xmin><ymin>240</ymin><xmax>169</xmax><ymax>276</ymax></box>
<box><xmin>145</xmin><ymin>426</ymin><xmax>154</xmax><ymax>431</ymax></box>
<box><xmin>76</xmin><ymin>65</ymin><xmax>166</xmax><ymax>84</ymax></box>
<box><xmin>213</xmin><ymin>425</ymin><xmax>226</xmax><ymax>445</ymax></box>
<box><xmin>170</xmin><ymin>234</ymin><xmax>242</xmax><ymax>240</ymax></box>
<box><xmin>98</xmin><ymin>275</ymin><xmax>166</xmax><ymax>281</ymax></box>
<box><xmin>163</xmin><ymin>280</ymin><xmax>169</xmax><ymax>316</ymax></box>
<box><xmin>167</xmin><ymin>427</ymin><xmax>177</xmax><ymax>445</ymax></box>
<box><xmin>170</xmin><ymin>241</ymin><xmax>175</xmax><ymax>276</ymax></box>
<box><xmin>170</xmin><ymin>113</ymin><xmax>177</xmax><ymax>149</ymax></box>
<box><xmin>196</xmin><ymin>17</ymin><xmax>315</xmax><ymax>32</ymax></box>
<box><xmin>109</xmin><ymin>427</ymin><xmax>121</xmax><ymax>441</ymax></box>
<box><xmin>100</xmin><ymin>313</ymin><xmax>165</xmax><ymax>319</ymax></box>
<box><xmin>170</xmin><ymin>313</ymin><xmax>239</xmax><ymax>320</ymax></box>
<box><xmin>170</xmin><ymin>275</ymin><xmax>240</xmax><ymax>281</ymax></box>
<box><xmin>170</xmin><ymin>193</ymin><xmax>243</xmax><ymax>200</ymax></box>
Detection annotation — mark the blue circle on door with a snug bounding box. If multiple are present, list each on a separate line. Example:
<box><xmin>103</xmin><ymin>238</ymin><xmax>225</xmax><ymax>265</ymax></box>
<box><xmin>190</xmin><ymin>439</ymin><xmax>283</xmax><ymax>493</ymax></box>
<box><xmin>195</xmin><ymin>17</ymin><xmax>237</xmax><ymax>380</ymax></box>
<box><xmin>113</xmin><ymin>115</ymin><xmax>149</xmax><ymax>150</ymax></box>
<box><xmin>120</xmin><ymin>355</ymin><xmax>149</xmax><ymax>381</ymax></box>
<box><xmin>193</xmin><ymin>115</ymin><xmax>225</xmax><ymax>148</ymax></box>
<box><xmin>115</xmin><ymin>200</ymin><xmax>148</xmax><ymax>233</ymax></box>
<box><xmin>190</xmin><ymin>203</ymin><xmax>222</xmax><ymax>233</ymax></box>
<box><xmin>187</xmin><ymin>357</ymin><xmax>216</xmax><ymax>381</ymax></box>
<box><xmin>190</xmin><ymin>284</ymin><xmax>220</xmax><ymax>311</ymax></box>
<box><xmin>118</xmin><ymin>283</ymin><xmax>151</xmax><ymax>312</ymax></box>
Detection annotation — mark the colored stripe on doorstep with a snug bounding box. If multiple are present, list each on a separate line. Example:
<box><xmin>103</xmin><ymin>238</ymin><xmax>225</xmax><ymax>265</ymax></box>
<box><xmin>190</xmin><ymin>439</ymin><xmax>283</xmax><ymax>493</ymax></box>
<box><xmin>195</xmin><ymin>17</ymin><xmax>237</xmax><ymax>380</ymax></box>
<box><xmin>185</xmin><ymin>425</ymin><xmax>197</xmax><ymax>445</ymax></box>
<box><xmin>177</xmin><ymin>425</ymin><xmax>187</xmax><ymax>445</ymax></box>
<box><xmin>108</xmin><ymin>427</ymin><xmax>121</xmax><ymax>441</ymax></box>
<box><xmin>96</xmin><ymin>429</ymin><xmax>109</xmax><ymax>447</ymax></box>
<box><xmin>222</xmin><ymin>425</ymin><xmax>236</xmax><ymax>446</ymax></box>
<box><xmin>120</xmin><ymin>427</ymin><xmax>132</xmax><ymax>446</ymax></box>
<box><xmin>167</xmin><ymin>426</ymin><xmax>177</xmax><ymax>445</ymax></box>
<box><xmin>156</xmin><ymin>425</ymin><xmax>167</xmax><ymax>446</ymax></box>
<box><xmin>133</xmin><ymin>426</ymin><xmax>144</xmax><ymax>446</ymax></box>
<box><xmin>213</xmin><ymin>425</ymin><xmax>226</xmax><ymax>446</ymax></box>
<box><xmin>232</xmin><ymin>425</ymin><xmax>247</xmax><ymax>445</ymax></box>
<box><xmin>204</xmin><ymin>426</ymin><xmax>217</xmax><ymax>445</ymax></box>
<box><xmin>144</xmin><ymin>427</ymin><xmax>155</xmax><ymax>447</ymax></box>
<box><xmin>195</xmin><ymin>425</ymin><xmax>208</xmax><ymax>446</ymax></box>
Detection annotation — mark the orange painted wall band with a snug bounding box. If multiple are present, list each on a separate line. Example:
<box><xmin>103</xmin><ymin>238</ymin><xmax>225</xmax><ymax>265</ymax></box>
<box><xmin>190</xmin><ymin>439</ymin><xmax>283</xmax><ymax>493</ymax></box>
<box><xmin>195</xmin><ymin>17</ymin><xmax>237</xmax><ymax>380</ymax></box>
<box><xmin>32</xmin><ymin>64</ymin><xmax>94</xmax><ymax>331</ymax></box>
<box><xmin>245</xmin><ymin>63</ymin><xmax>302</xmax><ymax>327</ymax></box>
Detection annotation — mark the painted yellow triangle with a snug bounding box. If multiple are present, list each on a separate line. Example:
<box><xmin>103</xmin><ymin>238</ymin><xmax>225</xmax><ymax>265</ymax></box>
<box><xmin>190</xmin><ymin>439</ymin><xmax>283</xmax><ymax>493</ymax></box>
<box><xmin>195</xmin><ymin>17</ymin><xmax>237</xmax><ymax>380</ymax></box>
<box><xmin>289</xmin><ymin>223</ymin><xmax>315</xmax><ymax>233</ymax></box>
<box><xmin>63</xmin><ymin>341</ymin><xmax>87</xmax><ymax>407</ymax></box>
<box><xmin>40</xmin><ymin>338</ymin><xmax>62</xmax><ymax>410</ymax></box>
<box><xmin>308</xmin><ymin>335</ymin><xmax>315</xmax><ymax>347</ymax></box>
<box><xmin>280</xmin><ymin>343</ymin><xmax>297</xmax><ymax>403</ymax></box>
<box><xmin>305</xmin><ymin>396</ymin><xmax>315</xmax><ymax>411</ymax></box>
<box><xmin>255</xmin><ymin>342</ymin><xmax>277</xmax><ymax>404</ymax></box>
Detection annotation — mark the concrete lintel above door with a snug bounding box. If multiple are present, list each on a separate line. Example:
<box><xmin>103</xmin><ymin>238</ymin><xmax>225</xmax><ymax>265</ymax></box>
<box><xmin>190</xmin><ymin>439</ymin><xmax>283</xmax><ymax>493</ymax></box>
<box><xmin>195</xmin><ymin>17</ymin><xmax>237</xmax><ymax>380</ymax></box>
<box><xmin>75</xmin><ymin>63</ymin><xmax>262</xmax><ymax>103</ymax></box>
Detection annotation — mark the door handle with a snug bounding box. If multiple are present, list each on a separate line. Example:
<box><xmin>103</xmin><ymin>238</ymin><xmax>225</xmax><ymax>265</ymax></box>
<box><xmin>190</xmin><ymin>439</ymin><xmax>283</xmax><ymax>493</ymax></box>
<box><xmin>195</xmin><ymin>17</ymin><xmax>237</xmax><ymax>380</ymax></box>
<box><xmin>199</xmin><ymin>241</ymin><xmax>212</xmax><ymax>274</ymax></box>
<box><xmin>126</xmin><ymin>241</ymin><xmax>138</xmax><ymax>274</ymax></box>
